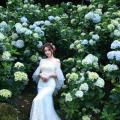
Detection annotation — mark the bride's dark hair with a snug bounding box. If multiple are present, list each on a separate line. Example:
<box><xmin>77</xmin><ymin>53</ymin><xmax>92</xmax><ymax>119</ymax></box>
<box><xmin>42</xmin><ymin>42</ymin><xmax>56</xmax><ymax>55</ymax></box>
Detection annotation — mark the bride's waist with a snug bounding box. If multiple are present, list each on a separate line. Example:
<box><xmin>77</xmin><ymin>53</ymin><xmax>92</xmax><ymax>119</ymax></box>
<box><xmin>38</xmin><ymin>77</ymin><xmax>56</xmax><ymax>87</ymax></box>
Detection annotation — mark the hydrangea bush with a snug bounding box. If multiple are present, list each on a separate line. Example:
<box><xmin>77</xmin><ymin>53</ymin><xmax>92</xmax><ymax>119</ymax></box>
<box><xmin>0</xmin><ymin>0</ymin><xmax>120</xmax><ymax>119</ymax></box>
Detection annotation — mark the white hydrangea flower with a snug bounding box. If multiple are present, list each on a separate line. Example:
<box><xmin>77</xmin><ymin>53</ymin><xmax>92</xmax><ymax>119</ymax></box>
<box><xmin>33</xmin><ymin>33</ymin><xmax>39</xmax><ymax>38</ymax></box>
<box><xmin>11</xmin><ymin>40</ymin><xmax>16</xmax><ymax>46</ymax></box>
<box><xmin>20</xmin><ymin>16</ymin><xmax>28</xmax><ymax>23</ymax></box>
<box><xmin>82</xmin><ymin>54</ymin><xmax>98</xmax><ymax>67</ymax></box>
<box><xmin>14</xmin><ymin>71</ymin><xmax>28</xmax><ymax>82</ymax></box>
<box><xmin>107</xmin><ymin>51</ymin><xmax>116</xmax><ymax>60</ymax></box>
<box><xmin>114</xmin><ymin>29</ymin><xmax>120</xmax><ymax>37</ymax></box>
<box><xmin>16</xmin><ymin>26</ymin><xmax>27</xmax><ymax>34</ymax></box>
<box><xmin>92</xmin><ymin>13</ymin><xmax>101</xmax><ymax>23</ymax></box>
<box><xmin>2</xmin><ymin>51</ymin><xmax>11</xmax><ymax>60</ymax></box>
<box><xmin>14</xmin><ymin>62</ymin><xmax>24</xmax><ymax>68</ymax></box>
<box><xmin>0</xmin><ymin>89</ymin><xmax>12</xmax><ymax>98</ymax></box>
<box><xmin>87</xmin><ymin>71</ymin><xmax>99</xmax><ymax>81</ymax></box>
<box><xmin>104</xmin><ymin>64</ymin><xmax>119</xmax><ymax>72</ymax></box>
<box><xmin>25</xmin><ymin>29</ymin><xmax>32</xmax><ymax>35</ymax></box>
<box><xmin>81</xmin><ymin>32</ymin><xmax>86</xmax><ymax>36</ymax></box>
<box><xmin>22</xmin><ymin>22</ymin><xmax>28</xmax><ymax>26</ymax></box>
<box><xmin>111</xmin><ymin>20</ymin><xmax>119</xmax><ymax>26</ymax></box>
<box><xmin>82</xmin><ymin>115</ymin><xmax>91</xmax><ymax>120</ymax></box>
<box><xmin>85</xmin><ymin>11</ymin><xmax>94</xmax><ymax>20</ymax></box>
<box><xmin>0</xmin><ymin>32</ymin><xmax>5</xmax><ymax>41</ymax></box>
<box><xmin>37</xmin><ymin>41</ymin><xmax>43</xmax><ymax>48</ymax></box>
<box><xmin>111</xmin><ymin>40</ymin><xmax>120</xmax><ymax>49</ymax></box>
<box><xmin>81</xmin><ymin>39</ymin><xmax>89</xmax><ymax>45</ymax></box>
<box><xmin>48</xmin><ymin>16</ymin><xmax>55</xmax><ymax>21</ymax></box>
<box><xmin>44</xmin><ymin>20</ymin><xmax>51</xmax><ymax>26</ymax></box>
<box><xmin>45</xmin><ymin>4</ymin><xmax>50</xmax><ymax>8</ymax></box>
<box><xmin>34</xmin><ymin>27</ymin><xmax>44</xmax><ymax>36</ymax></box>
<box><xmin>107</xmin><ymin>51</ymin><xmax>120</xmax><ymax>61</ymax></box>
<box><xmin>115</xmin><ymin>51</ymin><xmax>120</xmax><ymax>61</ymax></box>
<box><xmin>15</xmin><ymin>39</ymin><xmax>25</xmax><ymax>48</ymax></box>
<box><xmin>69</xmin><ymin>73</ymin><xmax>79</xmax><ymax>81</ymax></box>
<box><xmin>24</xmin><ymin>0</ymin><xmax>28</xmax><ymax>3</ymax></box>
<box><xmin>75</xmin><ymin>90</ymin><xmax>84</xmax><ymax>98</ymax></box>
<box><xmin>15</xmin><ymin>23</ymin><xmax>22</xmax><ymax>28</ymax></box>
<box><xmin>79</xmin><ymin>83</ymin><xmax>89</xmax><ymax>92</ymax></box>
<box><xmin>65</xmin><ymin>93</ymin><xmax>73</xmax><ymax>102</ymax></box>
<box><xmin>95</xmin><ymin>9</ymin><xmax>102</xmax><ymax>15</ymax></box>
<box><xmin>34</xmin><ymin>21</ymin><xmax>45</xmax><ymax>26</ymax></box>
<box><xmin>0</xmin><ymin>21</ymin><xmax>8</xmax><ymax>30</ymax></box>
<box><xmin>85</xmin><ymin>11</ymin><xmax>101</xmax><ymax>23</ymax></box>
<box><xmin>54</xmin><ymin>16</ymin><xmax>61</xmax><ymax>21</ymax></box>
<box><xmin>70</xmin><ymin>43</ymin><xmax>74</xmax><ymax>49</ymax></box>
<box><xmin>95</xmin><ymin>25</ymin><xmax>101</xmax><ymax>31</ymax></box>
<box><xmin>94</xmin><ymin>77</ymin><xmax>105</xmax><ymax>88</ymax></box>
<box><xmin>89</xmin><ymin>39</ymin><xmax>96</xmax><ymax>45</ymax></box>
<box><xmin>107</xmin><ymin>24</ymin><xmax>115</xmax><ymax>31</ymax></box>
<box><xmin>92</xmin><ymin>34</ymin><xmax>99</xmax><ymax>41</ymax></box>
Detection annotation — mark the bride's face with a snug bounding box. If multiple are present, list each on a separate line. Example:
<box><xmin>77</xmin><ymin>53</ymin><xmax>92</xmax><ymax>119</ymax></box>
<box><xmin>44</xmin><ymin>47</ymin><xmax>53</xmax><ymax>58</ymax></box>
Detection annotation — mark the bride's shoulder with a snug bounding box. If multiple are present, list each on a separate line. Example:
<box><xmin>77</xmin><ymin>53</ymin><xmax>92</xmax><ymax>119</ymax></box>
<box><xmin>54</xmin><ymin>58</ymin><xmax>61</xmax><ymax>66</ymax></box>
<box><xmin>54</xmin><ymin>58</ymin><xmax>60</xmax><ymax>62</ymax></box>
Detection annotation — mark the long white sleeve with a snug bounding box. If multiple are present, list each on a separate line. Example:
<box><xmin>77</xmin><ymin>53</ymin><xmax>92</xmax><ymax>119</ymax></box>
<box><xmin>55</xmin><ymin>61</ymin><xmax>65</xmax><ymax>92</ymax></box>
<box><xmin>32</xmin><ymin>59</ymin><xmax>42</xmax><ymax>83</ymax></box>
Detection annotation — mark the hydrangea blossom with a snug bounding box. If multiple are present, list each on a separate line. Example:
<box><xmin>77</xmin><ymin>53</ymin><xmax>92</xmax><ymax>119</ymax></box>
<box><xmin>48</xmin><ymin>16</ymin><xmax>55</xmax><ymax>21</ymax></box>
<box><xmin>85</xmin><ymin>11</ymin><xmax>101</xmax><ymax>23</ymax></box>
<box><xmin>104</xmin><ymin>64</ymin><xmax>119</xmax><ymax>72</ymax></box>
<box><xmin>81</xmin><ymin>39</ymin><xmax>89</xmax><ymax>45</ymax></box>
<box><xmin>82</xmin><ymin>54</ymin><xmax>98</xmax><ymax>67</ymax></box>
<box><xmin>34</xmin><ymin>27</ymin><xmax>44</xmax><ymax>36</ymax></box>
<box><xmin>114</xmin><ymin>29</ymin><xmax>120</xmax><ymax>37</ymax></box>
<box><xmin>65</xmin><ymin>93</ymin><xmax>73</xmax><ymax>102</ymax></box>
<box><xmin>111</xmin><ymin>40</ymin><xmax>120</xmax><ymax>49</ymax></box>
<box><xmin>82</xmin><ymin>115</ymin><xmax>91</xmax><ymax>120</ymax></box>
<box><xmin>37</xmin><ymin>41</ymin><xmax>43</xmax><ymax>48</ymax></box>
<box><xmin>89</xmin><ymin>39</ymin><xmax>96</xmax><ymax>45</ymax></box>
<box><xmin>79</xmin><ymin>83</ymin><xmax>89</xmax><ymax>92</ymax></box>
<box><xmin>75</xmin><ymin>90</ymin><xmax>84</xmax><ymax>98</ymax></box>
<box><xmin>20</xmin><ymin>16</ymin><xmax>28</xmax><ymax>23</ymax></box>
<box><xmin>94</xmin><ymin>77</ymin><xmax>105</xmax><ymax>88</ymax></box>
<box><xmin>0</xmin><ymin>32</ymin><xmax>5</xmax><ymax>41</ymax></box>
<box><xmin>54</xmin><ymin>16</ymin><xmax>61</xmax><ymax>21</ymax></box>
<box><xmin>107</xmin><ymin>51</ymin><xmax>116</xmax><ymax>60</ymax></box>
<box><xmin>25</xmin><ymin>29</ymin><xmax>32</xmax><ymax>35</ymax></box>
<box><xmin>107</xmin><ymin>51</ymin><xmax>120</xmax><ymax>61</ymax></box>
<box><xmin>2</xmin><ymin>51</ymin><xmax>11</xmax><ymax>61</ymax></box>
<box><xmin>0</xmin><ymin>21</ymin><xmax>8</xmax><ymax>32</ymax></box>
<box><xmin>68</xmin><ymin>73</ymin><xmax>79</xmax><ymax>81</ymax></box>
<box><xmin>15</xmin><ymin>39</ymin><xmax>25</xmax><ymax>48</ymax></box>
<box><xmin>0</xmin><ymin>89</ymin><xmax>12</xmax><ymax>98</ymax></box>
<box><xmin>44</xmin><ymin>20</ymin><xmax>51</xmax><ymax>26</ymax></box>
<box><xmin>87</xmin><ymin>71</ymin><xmax>99</xmax><ymax>81</ymax></box>
<box><xmin>14</xmin><ymin>62</ymin><xmax>24</xmax><ymax>68</ymax></box>
<box><xmin>92</xmin><ymin>34</ymin><xmax>99</xmax><ymax>41</ymax></box>
<box><xmin>14</xmin><ymin>71</ymin><xmax>28</xmax><ymax>82</ymax></box>
<box><xmin>34</xmin><ymin>21</ymin><xmax>45</xmax><ymax>26</ymax></box>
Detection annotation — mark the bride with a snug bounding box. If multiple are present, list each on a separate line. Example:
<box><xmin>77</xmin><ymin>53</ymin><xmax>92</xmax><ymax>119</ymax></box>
<box><xmin>29</xmin><ymin>42</ymin><xmax>65</xmax><ymax>120</ymax></box>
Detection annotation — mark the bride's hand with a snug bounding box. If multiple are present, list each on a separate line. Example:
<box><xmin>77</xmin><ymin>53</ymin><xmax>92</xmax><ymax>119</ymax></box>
<box><xmin>40</xmin><ymin>73</ymin><xmax>49</xmax><ymax>82</ymax></box>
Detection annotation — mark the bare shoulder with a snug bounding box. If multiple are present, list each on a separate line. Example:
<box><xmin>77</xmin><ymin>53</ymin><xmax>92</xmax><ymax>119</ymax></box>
<box><xmin>55</xmin><ymin>58</ymin><xmax>60</xmax><ymax>63</ymax></box>
<box><xmin>54</xmin><ymin>58</ymin><xmax>61</xmax><ymax>67</ymax></box>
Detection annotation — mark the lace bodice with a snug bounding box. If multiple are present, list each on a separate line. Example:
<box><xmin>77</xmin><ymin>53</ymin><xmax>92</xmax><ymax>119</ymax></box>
<box><xmin>40</xmin><ymin>59</ymin><xmax>57</xmax><ymax>75</ymax></box>
<box><xmin>32</xmin><ymin>58</ymin><xmax>65</xmax><ymax>92</ymax></box>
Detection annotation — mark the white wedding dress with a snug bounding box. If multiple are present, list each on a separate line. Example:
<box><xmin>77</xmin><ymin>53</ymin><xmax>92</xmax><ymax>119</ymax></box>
<box><xmin>29</xmin><ymin>58</ymin><xmax>65</xmax><ymax>120</ymax></box>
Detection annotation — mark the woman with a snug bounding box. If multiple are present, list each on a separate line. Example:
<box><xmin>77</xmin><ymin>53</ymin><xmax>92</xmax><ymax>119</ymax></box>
<box><xmin>29</xmin><ymin>42</ymin><xmax>65</xmax><ymax>120</ymax></box>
